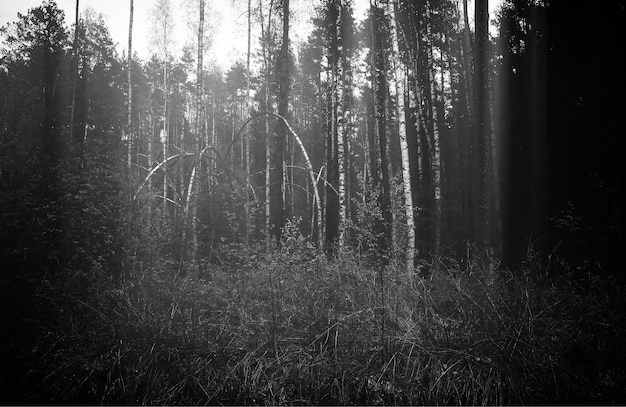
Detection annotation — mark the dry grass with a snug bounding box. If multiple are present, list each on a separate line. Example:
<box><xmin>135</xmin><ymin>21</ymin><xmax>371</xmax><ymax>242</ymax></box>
<box><xmin>3</xmin><ymin>239</ymin><xmax>625</xmax><ymax>405</ymax></box>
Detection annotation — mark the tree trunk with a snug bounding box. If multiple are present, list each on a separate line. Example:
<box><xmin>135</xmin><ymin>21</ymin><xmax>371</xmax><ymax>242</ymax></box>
<box><xmin>461</xmin><ymin>0</ymin><xmax>473</xmax><ymax>119</ymax></box>
<box><xmin>426</xmin><ymin>0</ymin><xmax>442</xmax><ymax>272</ymax></box>
<box><xmin>162</xmin><ymin>43</ymin><xmax>168</xmax><ymax>213</ymax></box>
<box><xmin>70</xmin><ymin>0</ymin><xmax>79</xmax><ymax>155</ymax></box>
<box><xmin>390</xmin><ymin>0</ymin><xmax>415</xmax><ymax>275</ymax></box>
<box><xmin>474</xmin><ymin>0</ymin><xmax>490</xmax><ymax>248</ymax></box>
<box><xmin>336</xmin><ymin>1</ymin><xmax>347</xmax><ymax>252</ymax></box>
<box><xmin>326</xmin><ymin>45</ymin><xmax>339</xmax><ymax>253</ymax></box>
<box><xmin>270</xmin><ymin>0</ymin><xmax>289</xmax><ymax>241</ymax></box>
<box><xmin>127</xmin><ymin>0</ymin><xmax>133</xmax><ymax>170</ymax></box>
<box><xmin>370</xmin><ymin>3</ymin><xmax>393</xmax><ymax>261</ymax></box>
<box><xmin>148</xmin><ymin>110</ymin><xmax>153</xmax><ymax>193</ymax></box>
<box><xmin>243</xmin><ymin>0</ymin><xmax>252</xmax><ymax>245</ymax></box>
<box><xmin>190</xmin><ymin>0</ymin><xmax>205</xmax><ymax>262</ymax></box>
<box><xmin>259</xmin><ymin>0</ymin><xmax>274</xmax><ymax>245</ymax></box>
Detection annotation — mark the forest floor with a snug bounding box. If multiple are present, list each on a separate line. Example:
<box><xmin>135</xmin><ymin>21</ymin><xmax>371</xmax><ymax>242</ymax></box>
<box><xmin>2</xmin><ymin>238</ymin><xmax>626</xmax><ymax>405</ymax></box>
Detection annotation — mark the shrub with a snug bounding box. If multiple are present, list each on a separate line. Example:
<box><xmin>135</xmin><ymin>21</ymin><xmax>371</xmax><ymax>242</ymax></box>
<box><xmin>3</xmin><ymin>238</ymin><xmax>625</xmax><ymax>404</ymax></box>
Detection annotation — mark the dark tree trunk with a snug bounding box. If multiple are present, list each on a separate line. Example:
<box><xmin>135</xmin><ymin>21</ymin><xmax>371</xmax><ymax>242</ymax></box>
<box><xmin>270</xmin><ymin>0</ymin><xmax>289</xmax><ymax>241</ymax></box>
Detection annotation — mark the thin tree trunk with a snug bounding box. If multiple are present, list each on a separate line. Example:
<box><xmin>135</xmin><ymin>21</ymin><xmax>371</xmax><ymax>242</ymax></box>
<box><xmin>190</xmin><ymin>0</ymin><xmax>205</xmax><ymax>262</ymax></box>
<box><xmin>326</xmin><ymin>47</ymin><xmax>338</xmax><ymax>252</ymax></box>
<box><xmin>390</xmin><ymin>0</ymin><xmax>415</xmax><ymax>275</ymax></box>
<box><xmin>270</xmin><ymin>0</ymin><xmax>289</xmax><ymax>241</ymax></box>
<box><xmin>127</xmin><ymin>0</ymin><xmax>133</xmax><ymax>170</ymax></box>
<box><xmin>461</xmin><ymin>0</ymin><xmax>473</xmax><ymax>119</ymax></box>
<box><xmin>489</xmin><ymin>95</ymin><xmax>502</xmax><ymax>256</ymax></box>
<box><xmin>265</xmin><ymin>101</ymin><xmax>271</xmax><ymax>246</ymax></box>
<box><xmin>243</xmin><ymin>0</ymin><xmax>251</xmax><ymax>245</ymax></box>
<box><xmin>426</xmin><ymin>0</ymin><xmax>442</xmax><ymax>272</ymax></box>
<box><xmin>370</xmin><ymin>2</ymin><xmax>392</xmax><ymax>261</ymax></box>
<box><xmin>336</xmin><ymin>1</ymin><xmax>346</xmax><ymax>252</ymax></box>
<box><xmin>148</xmin><ymin>110</ymin><xmax>153</xmax><ymax>192</ymax></box>
<box><xmin>162</xmin><ymin>42</ymin><xmax>168</xmax><ymax>213</ymax></box>
<box><xmin>212</xmin><ymin>78</ymin><xmax>216</xmax><ymax>173</ymax></box>
<box><xmin>474</xmin><ymin>0</ymin><xmax>490</xmax><ymax>248</ymax></box>
<box><xmin>382</xmin><ymin>36</ymin><xmax>397</xmax><ymax>265</ymax></box>
<box><xmin>70</xmin><ymin>0</ymin><xmax>79</xmax><ymax>154</ymax></box>
<box><xmin>260</xmin><ymin>0</ymin><xmax>274</xmax><ymax>245</ymax></box>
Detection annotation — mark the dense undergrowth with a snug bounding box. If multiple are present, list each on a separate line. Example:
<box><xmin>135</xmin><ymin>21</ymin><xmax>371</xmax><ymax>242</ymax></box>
<box><xmin>2</xmin><ymin>234</ymin><xmax>625</xmax><ymax>405</ymax></box>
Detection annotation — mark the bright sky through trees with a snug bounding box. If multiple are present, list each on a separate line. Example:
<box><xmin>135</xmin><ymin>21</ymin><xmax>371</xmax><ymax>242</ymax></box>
<box><xmin>1</xmin><ymin>0</ymin><xmax>501</xmax><ymax>70</ymax></box>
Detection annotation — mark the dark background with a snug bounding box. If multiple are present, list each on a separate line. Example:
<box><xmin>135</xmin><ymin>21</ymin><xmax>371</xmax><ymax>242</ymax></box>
<box><xmin>498</xmin><ymin>1</ymin><xmax>625</xmax><ymax>270</ymax></box>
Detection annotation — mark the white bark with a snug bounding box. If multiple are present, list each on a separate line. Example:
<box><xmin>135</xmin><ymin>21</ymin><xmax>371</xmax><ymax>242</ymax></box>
<box><xmin>127</xmin><ymin>0</ymin><xmax>133</xmax><ymax>170</ymax></box>
<box><xmin>259</xmin><ymin>0</ymin><xmax>274</xmax><ymax>246</ymax></box>
<box><xmin>390</xmin><ymin>0</ymin><xmax>415</xmax><ymax>275</ymax></box>
<box><xmin>244</xmin><ymin>0</ymin><xmax>252</xmax><ymax>244</ymax></box>
<box><xmin>336</xmin><ymin>1</ymin><xmax>347</xmax><ymax>252</ymax></box>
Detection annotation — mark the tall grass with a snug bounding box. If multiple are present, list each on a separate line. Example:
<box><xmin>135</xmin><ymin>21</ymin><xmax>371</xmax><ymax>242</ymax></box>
<box><xmin>3</xmin><ymin>237</ymin><xmax>625</xmax><ymax>404</ymax></box>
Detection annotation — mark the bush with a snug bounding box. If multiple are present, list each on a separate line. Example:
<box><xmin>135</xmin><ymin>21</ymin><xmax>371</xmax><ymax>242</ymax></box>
<box><xmin>3</xmin><ymin>238</ymin><xmax>625</xmax><ymax>404</ymax></box>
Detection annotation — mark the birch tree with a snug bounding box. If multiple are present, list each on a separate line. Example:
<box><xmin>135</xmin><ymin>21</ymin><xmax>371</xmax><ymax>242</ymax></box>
<box><xmin>244</xmin><ymin>0</ymin><xmax>252</xmax><ymax>244</ymax></box>
<box><xmin>389</xmin><ymin>0</ymin><xmax>415</xmax><ymax>274</ymax></box>
<box><xmin>126</xmin><ymin>0</ymin><xmax>133</xmax><ymax>170</ymax></box>
<box><xmin>149</xmin><ymin>0</ymin><xmax>174</xmax><ymax>212</ymax></box>
<box><xmin>258</xmin><ymin>0</ymin><xmax>275</xmax><ymax>245</ymax></box>
<box><xmin>335</xmin><ymin>0</ymin><xmax>347</xmax><ymax>252</ymax></box>
<box><xmin>186</xmin><ymin>0</ymin><xmax>205</xmax><ymax>262</ymax></box>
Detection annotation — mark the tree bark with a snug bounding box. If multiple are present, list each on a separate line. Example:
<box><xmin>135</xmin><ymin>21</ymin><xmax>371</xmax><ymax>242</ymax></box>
<box><xmin>336</xmin><ymin>1</ymin><xmax>347</xmax><ymax>252</ymax></box>
<box><xmin>270</xmin><ymin>0</ymin><xmax>289</xmax><ymax>241</ymax></box>
<box><xmin>259</xmin><ymin>0</ymin><xmax>274</xmax><ymax>246</ymax></box>
<box><xmin>162</xmin><ymin>32</ymin><xmax>168</xmax><ymax>213</ymax></box>
<box><xmin>425</xmin><ymin>0</ymin><xmax>442</xmax><ymax>271</ymax></box>
<box><xmin>190</xmin><ymin>0</ymin><xmax>205</xmax><ymax>262</ymax></box>
<box><xmin>370</xmin><ymin>2</ymin><xmax>393</xmax><ymax>261</ymax></box>
<box><xmin>461</xmin><ymin>0</ymin><xmax>473</xmax><ymax>119</ymax></box>
<box><xmin>474</xmin><ymin>0</ymin><xmax>490</xmax><ymax>248</ymax></box>
<box><xmin>389</xmin><ymin>0</ymin><xmax>415</xmax><ymax>275</ymax></box>
<box><xmin>243</xmin><ymin>0</ymin><xmax>252</xmax><ymax>245</ymax></box>
<box><xmin>127</xmin><ymin>0</ymin><xmax>133</xmax><ymax>170</ymax></box>
<box><xmin>70</xmin><ymin>0</ymin><xmax>80</xmax><ymax>155</ymax></box>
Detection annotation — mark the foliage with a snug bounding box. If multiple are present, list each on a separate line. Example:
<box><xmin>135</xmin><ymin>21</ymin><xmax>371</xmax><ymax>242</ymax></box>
<box><xmin>3</xmin><ymin>237</ymin><xmax>625</xmax><ymax>404</ymax></box>
<box><xmin>1</xmin><ymin>0</ymin><xmax>624</xmax><ymax>405</ymax></box>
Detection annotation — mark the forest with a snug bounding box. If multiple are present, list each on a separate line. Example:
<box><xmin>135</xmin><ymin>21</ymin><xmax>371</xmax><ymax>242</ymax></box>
<box><xmin>1</xmin><ymin>0</ymin><xmax>625</xmax><ymax>404</ymax></box>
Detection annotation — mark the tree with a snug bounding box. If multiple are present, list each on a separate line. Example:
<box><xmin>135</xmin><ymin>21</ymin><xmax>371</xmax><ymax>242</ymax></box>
<box><xmin>190</xmin><ymin>0</ymin><xmax>205</xmax><ymax>261</ymax></box>
<box><xmin>366</xmin><ymin>1</ymin><xmax>394</xmax><ymax>262</ymax></box>
<box><xmin>126</xmin><ymin>0</ymin><xmax>134</xmax><ymax>170</ymax></box>
<box><xmin>244</xmin><ymin>0</ymin><xmax>252</xmax><ymax>244</ymax></box>
<box><xmin>474</xmin><ymin>0</ymin><xmax>490</xmax><ymax>248</ymax></box>
<box><xmin>258</xmin><ymin>0</ymin><xmax>276</xmax><ymax>245</ymax></box>
<box><xmin>389</xmin><ymin>0</ymin><xmax>415</xmax><ymax>274</ymax></box>
<box><xmin>149</xmin><ymin>0</ymin><xmax>175</xmax><ymax>212</ymax></box>
<box><xmin>0</xmin><ymin>0</ymin><xmax>69</xmax><ymax>278</ymax></box>
<box><xmin>69</xmin><ymin>0</ymin><xmax>80</xmax><ymax>154</ymax></box>
<box><xmin>270</xmin><ymin>0</ymin><xmax>290</xmax><ymax>241</ymax></box>
<box><xmin>424</xmin><ymin>0</ymin><xmax>442</xmax><ymax>271</ymax></box>
<box><xmin>6</xmin><ymin>0</ymin><xmax>69</xmax><ymax>163</ymax></box>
